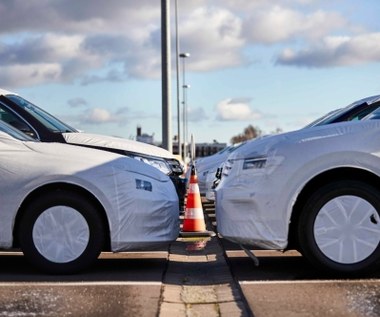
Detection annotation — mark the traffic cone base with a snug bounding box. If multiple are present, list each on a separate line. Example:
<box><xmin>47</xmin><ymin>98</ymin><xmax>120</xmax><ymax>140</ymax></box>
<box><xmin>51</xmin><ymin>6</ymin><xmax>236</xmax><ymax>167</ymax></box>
<box><xmin>183</xmin><ymin>218</ymin><xmax>206</xmax><ymax>232</ymax></box>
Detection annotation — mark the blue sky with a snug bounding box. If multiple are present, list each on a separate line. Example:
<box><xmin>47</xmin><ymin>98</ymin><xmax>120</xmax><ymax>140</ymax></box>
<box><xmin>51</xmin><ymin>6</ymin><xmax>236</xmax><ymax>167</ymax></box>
<box><xmin>1</xmin><ymin>0</ymin><xmax>380</xmax><ymax>145</ymax></box>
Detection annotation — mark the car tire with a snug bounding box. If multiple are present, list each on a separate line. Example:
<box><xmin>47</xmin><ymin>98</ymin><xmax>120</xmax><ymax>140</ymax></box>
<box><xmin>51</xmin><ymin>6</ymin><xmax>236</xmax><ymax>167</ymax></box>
<box><xmin>298</xmin><ymin>180</ymin><xmax>380</xmax><ymax>275</ymax></box>
<box><xmin>18</xmin><ymin>190</ymin><xmax>105</xmax><ymax>274</ymax></box>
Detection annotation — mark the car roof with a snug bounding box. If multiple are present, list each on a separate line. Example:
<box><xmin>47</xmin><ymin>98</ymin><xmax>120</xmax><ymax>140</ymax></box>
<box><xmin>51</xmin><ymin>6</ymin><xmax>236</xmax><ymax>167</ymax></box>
<box><xmin>0</xmin><ymin>88</ymin><xmax>15</xmax><ymax>96</ymax></box>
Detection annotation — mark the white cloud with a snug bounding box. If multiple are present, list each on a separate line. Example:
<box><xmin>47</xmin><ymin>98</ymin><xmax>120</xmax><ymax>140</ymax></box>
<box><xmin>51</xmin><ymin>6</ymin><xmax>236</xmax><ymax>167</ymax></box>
<box><xmin>243</xmin><ymin>5</ymin><xmax>347</xmax><ymax>44</ymax></box>
<box><xmin>82</xmin><ymin>108</ymin><xmax>114</xmax><ymax>123</ymax></box>
<box><xmin>0</xmin><ymin>0</ymin><xmax>377</xmax><ymax>89</ymax></box>
<box><xmin>216</xmin><ymin>98</ymin><xmax>261</xmax><ymax>121</ymax></box>
<box><xmin>179</xmin><ymin>7</ymin><xmax>246</xmax><ymax>71</ymax></box>
<box><xmin>187</xmin><ymin>107</ymin><xmax>209</xmax><ymax>122</ymax></box>
<box><xmin>0</xmin><ymin>63</ymin><xmax>62</xmax><ymax>87</ymax></box>
<box><xmin>276</xmin><ymin>33</ymin><xmax>380</xmax><ymax>67</ymax></box>
<box><xmin>0</xmin><ymin>33</ymin><xmax>103</xmax><ymax>86</ymax></box>
<box><xmin>80</xmin><ymin>107</ymin><xmax>128</xmax><ymax>125</ymax></box>
<box><xmin>68</xmin><ymin>98</ymin><xmax>88</xmax><ymax>108</ymax></box>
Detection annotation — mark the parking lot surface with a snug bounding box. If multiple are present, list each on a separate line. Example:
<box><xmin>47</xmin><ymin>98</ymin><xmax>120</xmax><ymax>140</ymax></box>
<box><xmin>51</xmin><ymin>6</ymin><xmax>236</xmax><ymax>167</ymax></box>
<box><xmin>0</xmin><ymin>200</ymin><xmax>379</xmax><ymax>316</ymax></box>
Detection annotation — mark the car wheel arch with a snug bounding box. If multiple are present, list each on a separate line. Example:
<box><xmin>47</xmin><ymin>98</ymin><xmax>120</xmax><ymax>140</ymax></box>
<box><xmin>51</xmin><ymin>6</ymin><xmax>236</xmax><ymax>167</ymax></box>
<box><xmin>287</xmin><ymin>166</ymin><xmax>380</xmax><ymax>250</ymax></box>
<box><xmin>13</xmin><ymin>183</ymin><xmax>111</xmax><ymax>251</ymax></box>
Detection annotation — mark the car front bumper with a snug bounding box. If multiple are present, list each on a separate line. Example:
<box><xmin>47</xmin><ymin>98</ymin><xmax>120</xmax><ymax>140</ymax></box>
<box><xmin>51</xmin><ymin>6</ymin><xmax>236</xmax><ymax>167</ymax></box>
<box><xmin>215</xmin><ymin>178</ymin><xmax>288</xmax><ymax>250</ymax></box>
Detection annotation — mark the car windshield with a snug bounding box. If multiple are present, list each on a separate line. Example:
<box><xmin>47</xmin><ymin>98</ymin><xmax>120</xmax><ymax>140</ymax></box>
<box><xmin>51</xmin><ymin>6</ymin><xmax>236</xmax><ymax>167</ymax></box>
<box><xmin>304</xmin><ymin>109</ymin><xmax>342</xmax><ymax>128</ymax></box>
<box><xmin>0</xmin><ymin>120</ymin><xmax>36</xmax><ymax>141</ymax></box>
<box><xmin>6</xmin><ymin>95</ymin><xmax>77</xmax><ymax>133</ymax></box>
<box><xmin>362</xmin><ymin>107</ymin><xmax>380</xmax><ymax>120</ymax></box>
<box><xmin>304</xmin><ymin>101</ymin><xmax>380</xmax><ymax>128</ymax></box>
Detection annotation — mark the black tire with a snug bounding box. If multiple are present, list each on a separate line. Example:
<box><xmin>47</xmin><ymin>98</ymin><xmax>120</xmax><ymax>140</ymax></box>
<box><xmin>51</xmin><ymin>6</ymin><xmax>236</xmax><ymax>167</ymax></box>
<box><xmin>298</xmin><ymin>180</ymin><xmax>380</xmax><ymax>275</ymax></box>
<box><xmin>18</xmin><ymin>190</ymin><xmax>105</xmax><ymax>274</ymax></box>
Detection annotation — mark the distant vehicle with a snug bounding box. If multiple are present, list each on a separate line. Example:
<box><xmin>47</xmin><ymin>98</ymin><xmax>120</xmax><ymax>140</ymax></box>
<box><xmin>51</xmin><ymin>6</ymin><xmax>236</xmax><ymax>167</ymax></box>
<box><xmin>216</xmin><ymin>116</ymin><xmax>380</xmax><ymax>275</ymax></box>
<box><xmin>195</xmin><ymin>143</ymin><xmax>245</xmax><ymax>195</ymax></box>
<box><xmin>0</xmin><ymin>89</ymin><xmax>185</xmax><ymax>200</ymax></box>
<box><xmin>0</xmin><ymin>120</ymin><xmax>179</xmax><ymax>274</ymax></box>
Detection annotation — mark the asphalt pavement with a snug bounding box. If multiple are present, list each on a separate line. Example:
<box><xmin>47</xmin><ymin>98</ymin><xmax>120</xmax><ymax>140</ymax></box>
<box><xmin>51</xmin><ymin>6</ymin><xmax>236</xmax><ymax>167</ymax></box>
<box><xmin>0</xmin><ymin>198</ymin><xmax>379</xmax><ymax>317</ymax></box>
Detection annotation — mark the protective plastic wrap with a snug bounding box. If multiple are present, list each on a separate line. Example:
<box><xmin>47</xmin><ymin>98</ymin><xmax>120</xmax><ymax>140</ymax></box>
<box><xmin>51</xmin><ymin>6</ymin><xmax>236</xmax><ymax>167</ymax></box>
<box><xmin>63</xmin><ymin>132</ymin><xmax>174</xmax><ymax>158</ymax></box>
<box><xmin>0</xmin><ymin>130</ymin><xmax>179</xmax><ymax>252</ymax></box>
<box><xmin>215</xmin><ymin>120</ymin><xmax>380</xmax><ymax>249</ymax></box>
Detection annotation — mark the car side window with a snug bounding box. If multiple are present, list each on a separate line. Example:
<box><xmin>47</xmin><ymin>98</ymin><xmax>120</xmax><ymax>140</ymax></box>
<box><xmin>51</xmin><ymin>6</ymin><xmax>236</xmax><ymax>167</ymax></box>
<box><xmin>0</xmin><ymin>103</ymin><xmax>37</xmax><ymax>139</ymax></box>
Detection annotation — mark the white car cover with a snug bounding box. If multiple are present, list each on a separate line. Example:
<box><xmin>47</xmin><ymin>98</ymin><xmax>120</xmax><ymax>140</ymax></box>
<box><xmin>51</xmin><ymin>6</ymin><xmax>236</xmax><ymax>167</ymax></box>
<box><xmin>0</xmin><ymin>131</ymin><xmax>179</xmax><ymax>252</ymax></box>
<box><xmin>195</xmin><ymin>143</ymin><xmax>244</xmax><ymax>194</ymax></box>
<box><xmin>215</xmin><ymin>120</ymin><xmax>380</xmax><ymax>249</ymax></box>
<box><xmin>63</xmin><ymin>132</ymin><xmax>175</xmax><ymax>159</ymax></box>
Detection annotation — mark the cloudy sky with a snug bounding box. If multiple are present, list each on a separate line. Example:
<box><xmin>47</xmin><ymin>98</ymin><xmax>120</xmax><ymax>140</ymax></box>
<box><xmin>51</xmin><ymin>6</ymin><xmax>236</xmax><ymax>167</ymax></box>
<box><xmin>1</xmin><ymin>0</ymin><xmax>380</xmax><ymax>145</ymax></box>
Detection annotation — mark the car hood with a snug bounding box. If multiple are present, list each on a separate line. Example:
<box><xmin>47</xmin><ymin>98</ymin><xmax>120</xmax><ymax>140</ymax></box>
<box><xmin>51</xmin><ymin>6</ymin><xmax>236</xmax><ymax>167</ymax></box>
<box><xmin>229</xmin><ymin>120</ymin><xmax>380</xmax><ymax>160</ymax></box>
<box><xmin>62</xmin><ymin>132</ymin><xmax>175</xmax><ymax>159</ymax></box>
<box><xmin>21</xmin><ymin>139</ymin><xmax>170</xmax><ymax>182</ymax></box>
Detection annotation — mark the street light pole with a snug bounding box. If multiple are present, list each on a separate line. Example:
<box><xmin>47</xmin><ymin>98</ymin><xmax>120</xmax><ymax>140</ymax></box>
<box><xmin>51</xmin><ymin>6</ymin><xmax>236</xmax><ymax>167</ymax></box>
<box><xmin>174</xmin><ymin>0</ymin><xmax>181</xmax><ymax>158</ymax></box>
<box><xmin>161</xmin><ymin>0</ymin><xmax>172</xmax><ymax>152</ymax></box>
<box><xmin>179</xmin><ymin>52</ymin><xmax>190</xmax><ymax>161</ymax></box>
<box><xmin>182</xmin><ymin>83</ymin><xmax>190</xmax><ymax>160</ymax></box>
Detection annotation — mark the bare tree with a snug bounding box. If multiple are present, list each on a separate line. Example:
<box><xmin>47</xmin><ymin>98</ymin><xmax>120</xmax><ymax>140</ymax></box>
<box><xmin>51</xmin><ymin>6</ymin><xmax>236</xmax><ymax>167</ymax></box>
<box><xmin>230</xmin><ymin>125</ymin><xmax>262</xmax><ymax>144</ymax></box>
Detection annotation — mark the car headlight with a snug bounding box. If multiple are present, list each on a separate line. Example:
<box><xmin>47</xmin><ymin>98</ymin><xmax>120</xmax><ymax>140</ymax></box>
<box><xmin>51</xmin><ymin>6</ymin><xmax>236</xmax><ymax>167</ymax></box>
<box><xmin>165</xmin><ymin>158</ymin><xmax>184</xmax><ymax>175</ymax></box>
<box><xmin>243</xmin><ymin>157</ymin><xmax>267</xmax><ymax>170</ymax></box>
<box><xmin>222</xmin><ymin>159</ymin><xmax>234</xmax><ymax>177</ymax></box>
<box><xmin>130</xmin><ymin>155</ymin><xmax>171</xmax><ymax>175</ymax></box>
<box><xmin>223</xmin><ymin>157</ymin><xmax>267</xmax><ymax>177</ymax></box>
<box><xmin>135</xmin><ymin>179</ymin><xmax>153</xmax><ymax>191</ymax></box>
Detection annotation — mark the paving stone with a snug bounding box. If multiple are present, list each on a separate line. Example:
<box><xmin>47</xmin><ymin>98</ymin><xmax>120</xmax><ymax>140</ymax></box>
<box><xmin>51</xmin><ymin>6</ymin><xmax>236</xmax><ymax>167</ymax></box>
<box><xmin>159</xmin><ymin>302</ymin><xmax>186</xmax><ymax>317</ymax></box>
<box><xmin>158</xmin><ymin>200</ymin><xmax>252</xmax><ymax>317</ymax></box>
<box><xmin>181</xmin><ymin>285</ymin><xmax>217</xmax><ymax>304</ymax></box>
<box><xmin>187</xmin><ymin>303</ymin><xmax>219</xmax><ymax>317</ymax></box>
<box><xmin>162</xmin><ymin>285</ymin><xmax>182</xmax><ymax>303</ymax></box>
<box><xmin>215</xmin><ymin>283</ymin><xmax>242</xmax><ymax>302</ymax></box>
<box><xmin>219</xmin><ymin>301</ymin><xmax>251</xmax><ymax>317</ymax></box>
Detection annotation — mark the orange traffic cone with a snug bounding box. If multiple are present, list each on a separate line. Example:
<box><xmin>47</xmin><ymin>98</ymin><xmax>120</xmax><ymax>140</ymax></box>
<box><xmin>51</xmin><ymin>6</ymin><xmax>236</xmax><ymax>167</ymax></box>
<box><xmin>180</xmin><ymin>165</ymin><xmax>214</xmax><ymax>237</ymax></box>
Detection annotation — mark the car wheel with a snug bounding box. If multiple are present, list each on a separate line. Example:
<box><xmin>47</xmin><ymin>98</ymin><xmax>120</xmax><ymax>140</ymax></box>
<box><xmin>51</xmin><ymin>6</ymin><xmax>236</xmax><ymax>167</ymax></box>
<box><xmin>298</xmin><ymin>180</ymin><xmax>380</xmax><ymax>275</ymax></box>
<box><xmin>18</xmin><ymin>190</ymin><xmax>105</xmax><ymax>274</ymax></box>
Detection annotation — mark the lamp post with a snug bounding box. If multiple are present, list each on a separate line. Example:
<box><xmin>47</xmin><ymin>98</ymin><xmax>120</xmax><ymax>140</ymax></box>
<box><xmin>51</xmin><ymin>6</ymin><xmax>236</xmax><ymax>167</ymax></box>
<box><xmin>182</xmin><ymin>83</ymin><xmax>190</xmax><ymax>160</ymax></box>
<box><xmin>179</xmin><ymin>52</ymin><xmax>190</xmax><ymax>161</ymax></box>
<box><xmin>174</xmin><ymin>0</ymin><xmax>182</xmax><ymax>157</ymax></box>
<box><xmin>161</xmin><ymin>0</ymin><xmax>172</xmax><ymax>152</ymax></box>
<box><xmin>174</xmin><ymin>0</ymin><xmax>181</xmax><ymax>158</ymax></box>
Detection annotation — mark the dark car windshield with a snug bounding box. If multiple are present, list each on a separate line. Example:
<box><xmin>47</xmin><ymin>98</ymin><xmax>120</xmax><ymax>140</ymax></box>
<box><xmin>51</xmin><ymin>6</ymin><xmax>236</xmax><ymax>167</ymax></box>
<box><xmin>0</xmin><ymin>120</ymin><xmax>36</xmax><ymax>141</ymax></box>
<box><xmin>6</xmin><ymin>95</ymin><xmax>77</xmax><ymax>133</ymax></box>
<box><xmin>304</xmin><ymin>101</ymin><xmax>380</xmax><ymax>128</ymax></box>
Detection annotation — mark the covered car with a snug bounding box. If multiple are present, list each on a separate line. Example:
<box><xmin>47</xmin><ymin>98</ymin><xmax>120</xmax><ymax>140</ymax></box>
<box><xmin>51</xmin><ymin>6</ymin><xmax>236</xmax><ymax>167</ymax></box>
<box><xmin>0</xmin><ymin>121</ymin><xmax>179</xmax><ymax>274</ymax></box>
<box><xmin>215</xmin><ymin>119</ymin><xmax>380</xmax><ymax>275</ymax></box>
<box><xmin>0</xmin><ymin>89</ymin><xmax>185</xmax><ymax>200</ymax></box>
<box><xmin>203</xmin><ymin>95</ymin><xmax>380</xmax><ymax>202</ymax></box>
<box><xmin>195</xmin><ymin>143</ymin><xmax>245</xmax><ymax>196</ymax></box>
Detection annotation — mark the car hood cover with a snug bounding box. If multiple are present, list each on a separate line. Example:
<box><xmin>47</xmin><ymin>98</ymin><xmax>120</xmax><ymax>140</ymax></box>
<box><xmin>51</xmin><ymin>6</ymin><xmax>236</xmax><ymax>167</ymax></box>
<box><xmin>62</xmin><ymin>132</ymin><xmax>174</xmax><ymax>159</ymax></box>
<box><xmin>23</xmin><ymin>139</ymin><xmax>169</xmax><ymax>182</ymax></box>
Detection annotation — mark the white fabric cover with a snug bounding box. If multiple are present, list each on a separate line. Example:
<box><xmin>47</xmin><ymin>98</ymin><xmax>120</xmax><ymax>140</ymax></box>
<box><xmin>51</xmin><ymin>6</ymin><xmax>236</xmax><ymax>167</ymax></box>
<box><xmin>215</xmin><ymin>120</ymin><xmax>380</xmax><ymax>249</ymax></box>
<box><xmin>63</xmin><ymin>132</ymin><xmax>175</xmax><ymax>159</ymax></box>
<box><xmin>195</xmin><ymin>143</ymin><xmax>244</xmax><ymax>194</ymax></box>
<box><xmin>0</xmin><ymin>131</ymin><xmax>179</xmax><ymax>251</ymax></box>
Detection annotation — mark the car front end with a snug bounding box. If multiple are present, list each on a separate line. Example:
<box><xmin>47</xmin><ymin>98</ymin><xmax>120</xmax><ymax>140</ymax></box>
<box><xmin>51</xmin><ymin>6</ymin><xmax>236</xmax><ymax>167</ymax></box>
<box><xmin>62</xmin><ymin>132</ymin><xmax>186</xmax><ymax>204</ymax></box>
<box><xmin>215</xmin><ymin>140</ymin><xmax>290</xmax><ymax>249</ymax></box>
<box><xmin>0</xmin><ymin>89</ymin><xmax>186</xmax><ymax>203</ymax></box>
<box><xmin>215</xmin><ymin>120</ymin><xmax>380</xmax><ymax>252</ymax></box>
<box><xmin>100</xmin><ymin>157</ymin><xmax>180</xmax><ymax>251</ymax></box>
<box><xmin>2</xmin><ymin>135</ymin><xmax>180</xmax><ymax>252</ymax></box>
